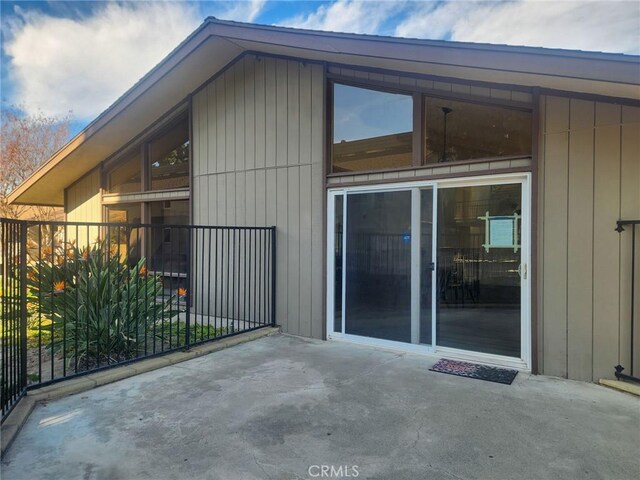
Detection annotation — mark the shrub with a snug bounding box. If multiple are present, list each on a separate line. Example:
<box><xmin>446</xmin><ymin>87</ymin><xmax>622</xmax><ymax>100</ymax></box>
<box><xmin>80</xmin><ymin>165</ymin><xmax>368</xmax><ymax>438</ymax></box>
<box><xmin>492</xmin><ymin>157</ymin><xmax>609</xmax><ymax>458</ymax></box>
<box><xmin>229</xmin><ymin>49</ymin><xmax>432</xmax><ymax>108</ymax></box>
<box><xmin>27</xmin><ymin>238</ymin><xmax>179</xmax><ymax>369</ymax></box>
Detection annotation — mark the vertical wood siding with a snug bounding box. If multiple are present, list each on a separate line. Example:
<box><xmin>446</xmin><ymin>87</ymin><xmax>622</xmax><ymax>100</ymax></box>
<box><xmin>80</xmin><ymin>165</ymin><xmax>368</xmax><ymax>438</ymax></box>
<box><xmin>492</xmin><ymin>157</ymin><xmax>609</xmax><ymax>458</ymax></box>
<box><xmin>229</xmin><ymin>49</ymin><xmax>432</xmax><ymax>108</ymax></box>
<box><xmin>192</xmin><ymin>55</ymin><xmax>325</xmax><ymax>338</ymax></box>
<box><xmin>64</xmin><ymin>167</ymin><xmax>102</xmax><ymax>247</ymax></box>
<box><xmin>539</xmin><ymin>95</ymin><xmax>640</xmax><ymax>381</ymax></box>
<box><xmin>65</xmin><ymin>168</ymin><xmax>102</xmax><ymax>222</ymax></box>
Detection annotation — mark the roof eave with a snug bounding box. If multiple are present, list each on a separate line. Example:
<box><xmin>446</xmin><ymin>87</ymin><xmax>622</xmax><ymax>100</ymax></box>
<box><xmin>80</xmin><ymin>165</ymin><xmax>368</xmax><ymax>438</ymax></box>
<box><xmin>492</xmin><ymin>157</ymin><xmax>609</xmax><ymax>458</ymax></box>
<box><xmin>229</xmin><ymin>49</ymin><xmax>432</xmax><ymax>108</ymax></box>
<box><xmin>8</xmin><ymin>18</ymin><xmax>640</xmax><ymax>206</ymax></box>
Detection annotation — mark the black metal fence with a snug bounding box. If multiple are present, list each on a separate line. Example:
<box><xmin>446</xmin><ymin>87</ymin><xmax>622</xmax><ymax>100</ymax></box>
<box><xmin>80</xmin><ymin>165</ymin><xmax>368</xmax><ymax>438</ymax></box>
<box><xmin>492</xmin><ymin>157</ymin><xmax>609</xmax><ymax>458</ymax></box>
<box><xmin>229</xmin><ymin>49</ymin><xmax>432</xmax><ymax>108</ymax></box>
<box><xmin>1</xmin><ymin>218</ymin><xmax>276</xmax><ymax>420</ymax></box>
<box><xmin>1</xmin><ymin>219</ymin><xmax>27</xmax><ymax>421</ymax></box>
<box><xmin>615</xmin><ymin>219</ymin><xmax>639</xmax><ymax>384</ymax></box>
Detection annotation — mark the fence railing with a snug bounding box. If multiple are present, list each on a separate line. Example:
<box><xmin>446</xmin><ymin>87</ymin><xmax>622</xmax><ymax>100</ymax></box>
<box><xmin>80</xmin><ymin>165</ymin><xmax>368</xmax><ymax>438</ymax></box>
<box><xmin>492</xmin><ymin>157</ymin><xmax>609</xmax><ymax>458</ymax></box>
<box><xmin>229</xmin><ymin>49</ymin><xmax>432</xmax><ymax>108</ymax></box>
<box><xmin>615</xmin><ymin>219</ymin><xmax>639</xmax><ymax>384</ymax></box>
<box><xmin>1</xmin><ymin>218</ymin><xmax>276</xmax><ymax>421</ymax></box>
<box><xmin>1</xmin><ymin>219</ymin><xmax>27</xmax><ymax>421</ymax></box>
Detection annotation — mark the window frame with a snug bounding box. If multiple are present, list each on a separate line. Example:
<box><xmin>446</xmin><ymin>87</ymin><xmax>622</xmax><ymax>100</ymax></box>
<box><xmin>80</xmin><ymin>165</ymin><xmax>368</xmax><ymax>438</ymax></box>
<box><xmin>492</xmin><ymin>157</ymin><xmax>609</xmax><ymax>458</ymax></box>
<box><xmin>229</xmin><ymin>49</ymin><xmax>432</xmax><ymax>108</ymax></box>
<box><xmin>101</xmin><ymin>106</ymin><xmax>191</xmax><ymax>225</ymax></box>
<box><xmin>102</xmin><ymin>111</ymin><xmax>190</xmax><ymax>197</ymax></box>
<box><xmin>327</xmin><ymin>76</ymin><xmax>534</xmax><ymax>177</ymax></box>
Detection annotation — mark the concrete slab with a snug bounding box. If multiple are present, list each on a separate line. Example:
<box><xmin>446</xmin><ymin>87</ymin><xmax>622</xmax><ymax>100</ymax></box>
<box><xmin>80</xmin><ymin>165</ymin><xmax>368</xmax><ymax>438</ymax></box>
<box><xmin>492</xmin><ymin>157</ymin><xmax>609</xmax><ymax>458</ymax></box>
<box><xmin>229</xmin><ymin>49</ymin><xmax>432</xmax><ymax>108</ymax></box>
<box><xmin>2</xmin><ymin>334</ymin><xmax>639</xmax><ymax>480</ymax></box>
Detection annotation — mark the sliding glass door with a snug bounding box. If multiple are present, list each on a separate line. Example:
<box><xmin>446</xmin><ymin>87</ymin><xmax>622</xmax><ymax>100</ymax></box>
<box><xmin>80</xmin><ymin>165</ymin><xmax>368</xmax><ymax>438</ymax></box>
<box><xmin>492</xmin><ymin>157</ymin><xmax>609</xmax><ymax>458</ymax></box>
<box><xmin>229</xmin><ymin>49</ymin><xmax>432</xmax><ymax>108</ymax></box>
<box><xmin>436</xmin><ymin>184</ymin><xmax>522</xmax><ymax>358</ymax></box>
<box><xmin>329</xmin><ymin>187</ymin><xmax>436</xmax><ymax>349</ymax></box>
<box><xmin>344</xmin><ymin>190</ymin><xmax>412</xmax><ymax>342</ymax></box>
<box><xmin>327</xmin><ymin>175</ymin><xmax>530</xmax><ymax>366</ymax></box>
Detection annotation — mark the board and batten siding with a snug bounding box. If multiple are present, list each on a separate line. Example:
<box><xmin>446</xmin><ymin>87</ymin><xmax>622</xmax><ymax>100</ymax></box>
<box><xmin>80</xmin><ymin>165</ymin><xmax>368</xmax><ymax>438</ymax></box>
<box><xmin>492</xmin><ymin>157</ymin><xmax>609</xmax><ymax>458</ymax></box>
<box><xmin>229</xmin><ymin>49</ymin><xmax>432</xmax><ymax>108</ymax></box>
<box><xmin>65</xmin><ymin>167</ymin><xmax>102</xmax><ymax>222</ymax></box>
<box><xmin>539</xmin><ymin>95</ymin><xmax>640</xmax><ymax>381</ymax></box>
<box><xmin>191</xmin><ymin>54</ymin><xmax>325</xmax><ymax>339</ymax></box>
<box><xmin>63</xmin><ymin>167</ymin><xmax>102</xmax><ymax>247</ymax></box>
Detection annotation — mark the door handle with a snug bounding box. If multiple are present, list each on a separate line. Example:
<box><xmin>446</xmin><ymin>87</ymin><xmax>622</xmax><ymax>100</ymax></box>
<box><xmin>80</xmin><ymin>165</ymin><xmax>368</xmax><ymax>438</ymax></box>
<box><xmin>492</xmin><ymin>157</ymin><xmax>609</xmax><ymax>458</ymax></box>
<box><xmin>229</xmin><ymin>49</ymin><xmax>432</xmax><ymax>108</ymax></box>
<box><xmin>518</xmin><ymin>263</ymin><xmax>527</xmax><ymax>279</ymax></box>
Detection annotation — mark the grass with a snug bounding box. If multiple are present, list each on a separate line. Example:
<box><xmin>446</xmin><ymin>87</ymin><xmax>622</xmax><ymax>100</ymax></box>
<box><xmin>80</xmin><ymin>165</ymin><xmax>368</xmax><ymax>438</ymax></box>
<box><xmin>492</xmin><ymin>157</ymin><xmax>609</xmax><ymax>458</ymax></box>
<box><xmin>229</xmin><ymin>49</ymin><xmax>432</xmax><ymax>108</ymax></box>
<box><xmin>153</xmin><ymin>320</ymin><xmax>229</xmax><ymax>346</ymax></box>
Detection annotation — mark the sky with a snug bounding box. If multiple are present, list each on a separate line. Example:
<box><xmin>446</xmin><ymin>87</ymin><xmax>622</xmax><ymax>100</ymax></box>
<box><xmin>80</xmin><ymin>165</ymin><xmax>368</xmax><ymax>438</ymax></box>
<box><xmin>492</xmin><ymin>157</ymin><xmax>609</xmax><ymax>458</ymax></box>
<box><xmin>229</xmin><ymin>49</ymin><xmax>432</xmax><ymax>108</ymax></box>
<box><xmin>1</xmin><ymin>0</ymin><xmax>639</xmax><ymax>135</ymax></box>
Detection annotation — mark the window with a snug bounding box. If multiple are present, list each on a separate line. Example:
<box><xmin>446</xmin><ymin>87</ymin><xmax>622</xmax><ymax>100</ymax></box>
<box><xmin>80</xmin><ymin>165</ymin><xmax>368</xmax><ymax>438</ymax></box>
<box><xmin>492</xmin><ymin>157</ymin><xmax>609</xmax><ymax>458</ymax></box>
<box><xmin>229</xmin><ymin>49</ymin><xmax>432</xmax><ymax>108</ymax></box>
<box><xmin>104</xmin><ymin>114</ymin><xmax>189</xmax><ymax>194</ymax></box>
<box><xmin>424</xmin><ymin>97</ymin><xmax>531</xmax><ymax>164</ymax></box>
<box><xmin>107</xmin><ymin>150</ymin><xmax>141</xmax><ymax>194</ymax></box>
<box><xmin>102</xmin><ymin>111</ymin><xmax>190</xmax><ymax>276</ymax></box>
<box><xmin>332</xmin><ymin>83</ymin><xmax>413</xmax><ymax>173</ymax></box>
<box><xmin>148</xmin><ymin>200</ymin><xmax>189</xmax><ymax>273</ymax></box>
<box><xmin>329</xmin><ymin>80</ymin><xmax>533</xmax><ymax>175</ymax></box>
<box><xmin>149</xmin><ymin>120</ymin><xmax>189</xmax><ymax>190</ymax></box>
<box><xmin>105</xmin><ymin>203</ymin><xmax>141</xmax><ymax>224</ymax></box>
<box><xmin>105</xmin><ymin>204</ymin><xmax>142</xmax><ymax>265</ymax></box>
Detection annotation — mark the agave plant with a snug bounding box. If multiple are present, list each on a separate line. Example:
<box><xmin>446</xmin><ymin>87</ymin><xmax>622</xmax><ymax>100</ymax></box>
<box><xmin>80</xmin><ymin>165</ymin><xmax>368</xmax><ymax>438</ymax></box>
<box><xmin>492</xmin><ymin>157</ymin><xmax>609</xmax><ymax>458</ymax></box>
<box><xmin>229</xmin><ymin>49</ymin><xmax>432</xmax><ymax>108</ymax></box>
<box><xmin>26</xmin><ymin>238</ymin><xmax>179</xmax><ymax>370</ymax></box>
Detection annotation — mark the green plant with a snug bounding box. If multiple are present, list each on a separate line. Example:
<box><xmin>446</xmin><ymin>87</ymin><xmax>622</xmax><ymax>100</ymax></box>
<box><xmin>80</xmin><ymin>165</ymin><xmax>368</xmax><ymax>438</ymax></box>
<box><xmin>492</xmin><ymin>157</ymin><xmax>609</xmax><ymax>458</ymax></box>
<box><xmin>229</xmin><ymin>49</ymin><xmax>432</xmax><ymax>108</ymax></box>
<box><xmin>26</xmin><ymin>238</ymin><xmax>179</xmax><ymax>369</ymax></box>
<box><xmin>154</xmin><ymin>320</ymin><xmax>228</xmax><ymax>347</ymax></box>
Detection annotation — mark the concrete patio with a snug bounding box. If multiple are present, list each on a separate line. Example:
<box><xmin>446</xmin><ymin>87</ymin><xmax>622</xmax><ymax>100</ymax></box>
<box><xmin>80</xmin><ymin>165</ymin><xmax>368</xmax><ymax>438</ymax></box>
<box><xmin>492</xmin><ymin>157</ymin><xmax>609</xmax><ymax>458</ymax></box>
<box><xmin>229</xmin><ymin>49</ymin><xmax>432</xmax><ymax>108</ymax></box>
<box><xmin>2</xmin><ymin>333</ymin><xmax>639</xmax><ymax>480</ymax></box>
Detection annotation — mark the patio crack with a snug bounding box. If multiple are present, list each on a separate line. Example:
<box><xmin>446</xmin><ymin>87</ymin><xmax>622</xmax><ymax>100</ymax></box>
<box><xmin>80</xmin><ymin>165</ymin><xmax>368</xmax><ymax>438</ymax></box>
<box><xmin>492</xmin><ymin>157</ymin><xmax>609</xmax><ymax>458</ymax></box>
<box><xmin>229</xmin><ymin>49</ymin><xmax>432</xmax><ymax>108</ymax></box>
<box><xmin>253</xmin><ymin>453</ymin><xmax>274</xmax><ymax>480</ymax></box>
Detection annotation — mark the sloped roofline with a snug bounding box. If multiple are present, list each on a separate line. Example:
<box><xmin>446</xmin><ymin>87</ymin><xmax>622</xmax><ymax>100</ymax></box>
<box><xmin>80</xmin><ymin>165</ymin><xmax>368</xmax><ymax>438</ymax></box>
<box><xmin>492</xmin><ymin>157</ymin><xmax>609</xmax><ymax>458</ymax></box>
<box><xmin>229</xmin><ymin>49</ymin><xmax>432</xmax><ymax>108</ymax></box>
<box><xmin>213</xmin><ymin>17</ymin><xmax>639</xmax><ymax>62</ymax></box>
<box><xmin>7</xmin><ymin>17</ymin><xmax>640</xmax><ymax>205</ymax></box>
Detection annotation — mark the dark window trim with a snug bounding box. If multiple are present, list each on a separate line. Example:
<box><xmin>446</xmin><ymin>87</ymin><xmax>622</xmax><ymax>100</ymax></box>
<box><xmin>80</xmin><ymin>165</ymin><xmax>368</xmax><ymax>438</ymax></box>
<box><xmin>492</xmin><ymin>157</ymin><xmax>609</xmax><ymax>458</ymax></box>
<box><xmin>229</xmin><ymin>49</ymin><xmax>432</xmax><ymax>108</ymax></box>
<box><xmin>330</xmin><ymin>79</ymin><xmax>415</xmax><ymax>174</ymax></box>
<box><xmin>328</xmin><ymin>78</ymin><xmax>533</xmax><ymax>176</ymax></box>
<box><xmin>101</xmin><ymin>106</ymin><xmax>189</xmax><ymax>184</ymax></box>
<box><xmin>327</xmin><ymin>74</ymin><xmax>534</xmax><ymax>111</ymax></box>
<box><xmin>103</xmin><ymin>111</ymin><xmax>189</xmax><ymax>198</ymax></box>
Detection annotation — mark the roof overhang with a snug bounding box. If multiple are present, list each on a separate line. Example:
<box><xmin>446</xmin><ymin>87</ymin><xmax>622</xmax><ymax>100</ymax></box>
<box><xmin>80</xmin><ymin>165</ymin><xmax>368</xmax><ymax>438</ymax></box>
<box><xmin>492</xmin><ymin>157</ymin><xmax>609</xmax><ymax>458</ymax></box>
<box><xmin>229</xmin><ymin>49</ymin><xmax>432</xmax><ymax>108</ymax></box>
<box><xmin>8</xmin><ymin>18</ymin><xmax>640</xmax><ymax>206</ymax></box>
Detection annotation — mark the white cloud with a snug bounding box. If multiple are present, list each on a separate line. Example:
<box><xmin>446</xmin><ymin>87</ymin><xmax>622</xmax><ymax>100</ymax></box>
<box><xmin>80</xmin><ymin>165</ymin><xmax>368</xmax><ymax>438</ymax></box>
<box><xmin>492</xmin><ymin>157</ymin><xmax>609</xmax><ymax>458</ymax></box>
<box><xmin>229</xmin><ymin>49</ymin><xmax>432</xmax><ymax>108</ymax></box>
<box><xmin>395</xmin><ymin>0</ymin><xmax>640</xmax><ymax>54</ymax></box>
<box><xmin>279</xmin><ymin>0</ymin><xmax>401</xmax><ymax>34</ymax></box>
<box><xmin>215</xmin><ymin>0</ymin><xmax>267</xmax><ymax>22</ymax></box>
<box><xmin>3</xmin><ymin>2</ymin><xmax>202</xmax><ymax>119</ymax></box>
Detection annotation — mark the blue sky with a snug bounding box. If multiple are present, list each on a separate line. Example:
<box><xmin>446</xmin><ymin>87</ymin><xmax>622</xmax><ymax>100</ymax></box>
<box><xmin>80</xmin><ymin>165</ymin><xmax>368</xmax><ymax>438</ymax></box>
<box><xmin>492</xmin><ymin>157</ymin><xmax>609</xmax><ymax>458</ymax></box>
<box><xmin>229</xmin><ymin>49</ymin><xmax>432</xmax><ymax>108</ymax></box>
<box><xmin>2</xmin><ymin>1</ymin><xmax>639</xmax><ymax>136</ymax></box>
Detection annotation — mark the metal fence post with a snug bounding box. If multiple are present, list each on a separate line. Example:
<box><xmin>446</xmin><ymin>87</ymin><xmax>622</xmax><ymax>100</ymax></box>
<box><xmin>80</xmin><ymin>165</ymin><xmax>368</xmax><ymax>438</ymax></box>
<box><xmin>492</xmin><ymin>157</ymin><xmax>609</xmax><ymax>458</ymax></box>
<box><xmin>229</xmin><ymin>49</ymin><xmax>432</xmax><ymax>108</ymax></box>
<box><xmin>19</xmin><ymin>221</ymin><xmax>28</xmax><ymax>391</ymax></box>
<box><xmin>271</xmin><ymin>226</ymin><xmax>276</xmax><ymax>327</ymax></box>
<box><xmin>184</xmin><ymin>226</ymin><xmax>192</xmax><ymax>350</ymax></box>
<box><xmin>615</xmin><ymin>219</ymin><xmax>639</xmax><ymax>383</ymax></box>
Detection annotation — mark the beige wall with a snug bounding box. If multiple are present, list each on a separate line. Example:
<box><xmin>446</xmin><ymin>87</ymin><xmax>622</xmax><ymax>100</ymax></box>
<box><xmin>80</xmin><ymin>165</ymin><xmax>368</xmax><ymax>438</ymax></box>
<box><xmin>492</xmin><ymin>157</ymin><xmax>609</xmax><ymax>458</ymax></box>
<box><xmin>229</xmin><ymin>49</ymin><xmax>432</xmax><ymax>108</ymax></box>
<box><xmin>65</xmin><ymin>167</ymin><xmax>102</xmax><ymax>222</ymax></box>
<box><xmin>538</xmin><ymin>95</ymin><xmax>640</xmax><ymax>381</ymax></box>
<box><xmin>192</xmin><ymin>54</ymin><xmax>325</xmax><ymax>338</ymax></box>
<box><xmin>62</xmin><ymin>55</ymin><xmax>639</xmax><ymax>382</ymax></box>
<box><xmin>63</xmin><ymin>167</ymin><xmax>102</xmax><ymax>247</ymax></box>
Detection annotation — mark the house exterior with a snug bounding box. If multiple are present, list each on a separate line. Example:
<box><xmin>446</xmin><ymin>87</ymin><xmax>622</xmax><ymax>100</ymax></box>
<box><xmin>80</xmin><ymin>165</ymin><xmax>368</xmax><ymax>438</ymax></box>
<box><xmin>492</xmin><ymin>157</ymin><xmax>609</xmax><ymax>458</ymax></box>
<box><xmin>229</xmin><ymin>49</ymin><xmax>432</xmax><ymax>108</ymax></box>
<box><xmin>8</xmin><ymin>19</ymin><xmax>639</xmax><ymax>382</ymax></box>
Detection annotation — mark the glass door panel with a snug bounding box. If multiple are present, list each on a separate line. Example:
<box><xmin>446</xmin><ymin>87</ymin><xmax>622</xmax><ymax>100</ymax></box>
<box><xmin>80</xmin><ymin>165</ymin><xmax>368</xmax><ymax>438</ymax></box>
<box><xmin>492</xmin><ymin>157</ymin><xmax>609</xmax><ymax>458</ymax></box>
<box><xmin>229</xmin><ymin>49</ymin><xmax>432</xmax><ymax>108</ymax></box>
<box><xmin>345</xmin><ymin>191</ymin><xmax>412</xmax><ymax>342</ymax></box>
<box><xmin>334</xmin><ymin>195</ymin><xmax>344</xmax><ymax>333</ymax></box>
<box><xmin>420</xmin><ymin>189</ymin><xmax>434</xmax><ymax>345</ymax></box>
<box><xmin>436</xmin><ymin>184</ymin><xmax>522</xmax><ymax>357</ymax></box>
<box><xmin>330</xmin><ymin>178</ymin><xmax>526</xmax><ymax>362</ymax></box>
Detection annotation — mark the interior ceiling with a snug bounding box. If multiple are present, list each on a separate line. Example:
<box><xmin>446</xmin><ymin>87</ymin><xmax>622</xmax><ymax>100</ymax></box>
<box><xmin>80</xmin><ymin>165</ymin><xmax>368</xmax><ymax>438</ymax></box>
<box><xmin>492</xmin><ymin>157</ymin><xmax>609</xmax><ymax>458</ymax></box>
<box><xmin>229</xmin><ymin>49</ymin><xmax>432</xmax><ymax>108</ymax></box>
<box><xmin>10</xmin><ymin>21</ymin><xmax>639</xmax><ymax>206</ymax></box>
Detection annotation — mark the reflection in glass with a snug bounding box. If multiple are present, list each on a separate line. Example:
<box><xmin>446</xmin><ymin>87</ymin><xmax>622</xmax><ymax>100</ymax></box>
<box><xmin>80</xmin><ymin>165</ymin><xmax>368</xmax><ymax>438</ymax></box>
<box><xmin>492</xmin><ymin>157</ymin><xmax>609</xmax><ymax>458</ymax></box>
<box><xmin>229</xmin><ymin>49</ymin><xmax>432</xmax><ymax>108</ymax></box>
<box><xmin>345</xmin><ymin>191</ymin><xmax>412</xmax><ymax>342</ymax></box>
<box><xmin>437</xmin><ymin>184</ymin><xmax>521</xmax><ymax>357</ymax></box>
<box><xmin>105</xmin><ymin>204</ymin><xmax>142</xmax><ymax>266</ymax></box>
<box><xmin>107</xmin><ymin>151</ymin><xmax>141</xmax><ymax>194</ymax></box>
<box><xmin>334</xmin><ymin>195</ymin><xmax>344</xmax><ymax>333</ymax></box>
<box><xmin>425</xmin><ymin>98</ymin><xmax>531</xmax><ymax>164</ymax></box>
<box><xmin>148</xmin><ymin>200</ymin><xmax>189</xmax><ymax>274</ymax></box>
<box><xmin>149</xmin><ymin>118</ymin><xmax>190</xmax><ymax>191</ymax></box>
<box><xmin>332</xmin><ymin>84</ymin><xmax>413</xmax><ymax>173</ymax></box>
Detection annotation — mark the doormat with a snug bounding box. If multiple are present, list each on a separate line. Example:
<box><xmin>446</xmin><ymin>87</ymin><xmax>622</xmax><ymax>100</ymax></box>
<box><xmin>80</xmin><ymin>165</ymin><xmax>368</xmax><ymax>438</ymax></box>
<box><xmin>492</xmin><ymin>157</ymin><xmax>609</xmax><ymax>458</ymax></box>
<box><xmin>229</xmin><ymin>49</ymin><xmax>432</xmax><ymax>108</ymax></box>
<box><xmin>429</xmin><ymin>359</ymin><xmax>518</xmax><ymax>385</ymax></box>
